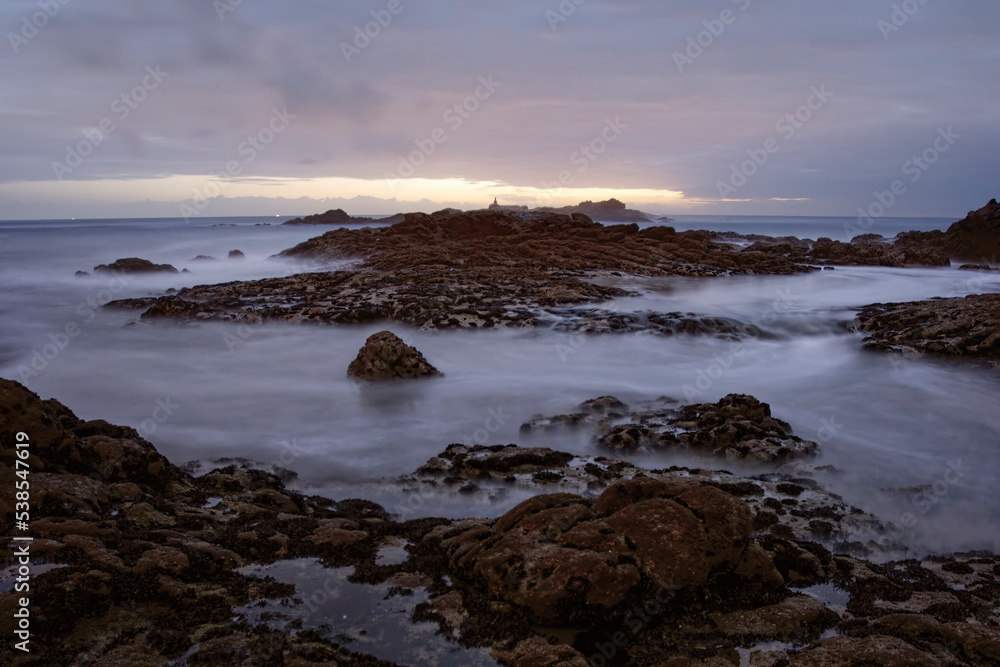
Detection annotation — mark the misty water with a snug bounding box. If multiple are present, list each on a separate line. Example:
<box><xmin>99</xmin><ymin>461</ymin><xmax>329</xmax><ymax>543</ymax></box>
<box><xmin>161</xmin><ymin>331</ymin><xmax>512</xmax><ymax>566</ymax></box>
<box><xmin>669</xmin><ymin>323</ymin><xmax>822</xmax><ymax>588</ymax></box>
<box><xmin>1</xmin><ymin>215</ymin><xmax>998</xmax><ymax>559</ymax></box>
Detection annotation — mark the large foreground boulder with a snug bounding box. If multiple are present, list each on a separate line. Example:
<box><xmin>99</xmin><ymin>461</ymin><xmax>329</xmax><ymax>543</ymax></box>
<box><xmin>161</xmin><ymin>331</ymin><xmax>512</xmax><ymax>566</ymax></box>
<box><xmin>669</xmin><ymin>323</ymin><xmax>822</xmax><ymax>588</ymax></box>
<box><xmin>438</xmin><ymin>477</ymin><xmax>783</xmax><ymax>626</ymax></box>
<box><xmin>347</xmin><ymin>331</ymin><xmax>442</xmax><ymax>380</ymax></box>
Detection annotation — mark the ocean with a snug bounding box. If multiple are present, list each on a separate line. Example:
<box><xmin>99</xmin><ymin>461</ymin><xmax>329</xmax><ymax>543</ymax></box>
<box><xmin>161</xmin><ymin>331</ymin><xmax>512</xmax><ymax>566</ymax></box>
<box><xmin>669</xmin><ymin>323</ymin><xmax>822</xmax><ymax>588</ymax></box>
<box><xmin>1</xmin><ymin>213</ymin><xmax>997</xmax><ymax>558</ymax></box>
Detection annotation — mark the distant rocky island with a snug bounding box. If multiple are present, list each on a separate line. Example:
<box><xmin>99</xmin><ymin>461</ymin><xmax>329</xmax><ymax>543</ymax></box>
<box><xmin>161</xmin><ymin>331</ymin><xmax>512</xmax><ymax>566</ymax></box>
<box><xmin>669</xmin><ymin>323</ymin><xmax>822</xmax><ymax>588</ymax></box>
<box><xmin>533</xmin><ymin>197</ymin><xmax>666</xmax><ymax>223</ymax></box>
<box><xmin>283</xmin><ymin>208</ymin><xmax>406</xmax><ymax>226</ymax></box>
<box><xmin>283</xmin><ymin>198</ymin><xmax>666</xmax><ymax>227</ymax></box>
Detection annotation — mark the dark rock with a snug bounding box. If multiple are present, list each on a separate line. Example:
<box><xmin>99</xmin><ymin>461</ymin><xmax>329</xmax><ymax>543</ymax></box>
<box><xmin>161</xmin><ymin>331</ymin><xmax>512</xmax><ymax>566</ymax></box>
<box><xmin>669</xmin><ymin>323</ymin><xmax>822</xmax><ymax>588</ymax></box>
<box><xmin>93</xmin><ymin>257</ymin><xmax>179</xmax><ymax>274</ymax></box>
<box><xmin>139</xmin><ymin>296</ymin><xmax>218</xmax><ymax>321</ymax></box>
<box><xmin>536</xmin><ymin>198</ymin><xmax>658</xmax><ymax>223</ymax></box>
<box><xmin>523</xmin><ymin>394</ymin><xmax>819</xmax><ymax>464</ymax></box>
<box><xmin>347</xmin><ymin>331</ymin><xmax>441</xmax><ymax>380</ymax></box>
<box><xmin>283</xmin><ymin>209</ymin><xmax>406</xmax><ymax>226</ymax></box>
<box><xmin>227</xmin><ymin>249</ymin><xmax>245</xmax><ymax>260</ymax></box>
<box><xmin>442</xmin><ymin>477</ymin><xmax>779</xmax><ymax>626</ymax></box>
<box><xmin>855</xmin><ymin>293</ymin><xmax>1000</xmax><ymax>362</ymax></box>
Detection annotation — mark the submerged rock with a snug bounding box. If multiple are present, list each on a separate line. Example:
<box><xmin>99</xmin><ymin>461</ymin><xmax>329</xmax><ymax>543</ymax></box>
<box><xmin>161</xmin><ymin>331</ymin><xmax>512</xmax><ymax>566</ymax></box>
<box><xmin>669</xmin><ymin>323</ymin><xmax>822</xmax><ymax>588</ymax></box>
<box><xmin>93</xmin><ymin>257</ymin><xmax>178</xmax><ymax>274</ymax></box>
<box><xmin>347</xmin><ymin>331</ymin><xmax>442</xmax><ymax>380</ymax></box>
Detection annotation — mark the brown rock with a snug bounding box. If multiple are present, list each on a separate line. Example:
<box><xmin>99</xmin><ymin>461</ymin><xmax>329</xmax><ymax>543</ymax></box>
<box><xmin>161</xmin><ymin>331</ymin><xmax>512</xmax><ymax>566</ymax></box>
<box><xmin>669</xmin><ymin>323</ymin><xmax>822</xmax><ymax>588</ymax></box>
<box><xmin>347</xmin><ymin>330</ymin><xmax>442</xmax><ymax>380</ymax></box>
<box><xmin>93</xmin><ymin>257</ymin><xmax>178</xmax><ymax>274</ymax></box>
<box><xmin>448</xmin><ymin>477</ymin><xmax>773</xmax><ymax>626</ymax></box>
<box><xmin>855</xmin><ymin>293</ymin><xmax>1000</xmax><ymax>362</ymax></box>
<box><xmin>491</xmin><ymin>636</ymin><xmax>590</xmax><ymax>666</ymax></box>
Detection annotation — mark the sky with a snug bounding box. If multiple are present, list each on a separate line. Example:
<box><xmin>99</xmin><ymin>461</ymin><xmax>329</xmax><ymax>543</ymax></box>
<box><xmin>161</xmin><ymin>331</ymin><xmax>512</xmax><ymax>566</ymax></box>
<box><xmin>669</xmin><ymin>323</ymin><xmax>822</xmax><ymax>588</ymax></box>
<box><xmin>1</xmin><ymin>0</ymin><xmax>998</xmax><ymax>220</ymax></box>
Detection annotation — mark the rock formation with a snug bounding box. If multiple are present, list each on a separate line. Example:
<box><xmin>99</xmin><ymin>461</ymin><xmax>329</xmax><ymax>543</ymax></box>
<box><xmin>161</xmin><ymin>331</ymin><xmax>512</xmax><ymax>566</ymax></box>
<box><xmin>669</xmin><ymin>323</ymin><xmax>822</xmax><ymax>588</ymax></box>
<box><xmin>854</xmin><ymin>293</ymin><xmax>1000</xmax><ymax>362</ymax></box>
<box><xmin>347</xmin><ymin>331</ymin><xmax>442</xmax><ymax>380</ymax></box>
<box><xmin>93</xmin><ymin>257</ymin><xmax>178</xmax><ymax>274</ymax></box>
<box><xmin>283</xmin><ymin>209</ymin><xmax>406</xmax><ymax>226</ymax></box>
<box><xmin>522</xmin><ymin>394</ymin><xmax>820</xmax><ymax>464</ymax></box>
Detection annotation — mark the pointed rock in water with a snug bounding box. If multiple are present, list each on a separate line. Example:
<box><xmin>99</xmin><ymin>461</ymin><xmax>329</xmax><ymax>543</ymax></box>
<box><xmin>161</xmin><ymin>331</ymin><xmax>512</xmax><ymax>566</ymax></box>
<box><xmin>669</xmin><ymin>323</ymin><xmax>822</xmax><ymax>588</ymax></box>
<box><xmin>347</xmin><ymin>331</ymin><xmax>442</xmax><ymax>380</ymax></box>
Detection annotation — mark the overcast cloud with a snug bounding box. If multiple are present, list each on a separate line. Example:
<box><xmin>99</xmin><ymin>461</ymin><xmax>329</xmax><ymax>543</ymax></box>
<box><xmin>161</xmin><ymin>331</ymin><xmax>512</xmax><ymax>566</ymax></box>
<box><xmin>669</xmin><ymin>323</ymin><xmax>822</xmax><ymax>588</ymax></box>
<box><xmin>1</xmin><ymin>0</ymin><xmax>997</xmax><ymax>219</ymax></box>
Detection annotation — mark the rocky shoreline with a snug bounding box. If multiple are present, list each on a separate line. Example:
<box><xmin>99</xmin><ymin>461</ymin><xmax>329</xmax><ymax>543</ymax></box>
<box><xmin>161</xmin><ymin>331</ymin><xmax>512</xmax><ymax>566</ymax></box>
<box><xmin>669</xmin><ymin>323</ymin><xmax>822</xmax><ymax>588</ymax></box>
<box><xmin>2</xmin><ymin>379</ymin><xmax>998</xmax><ymax>665</ymax></box>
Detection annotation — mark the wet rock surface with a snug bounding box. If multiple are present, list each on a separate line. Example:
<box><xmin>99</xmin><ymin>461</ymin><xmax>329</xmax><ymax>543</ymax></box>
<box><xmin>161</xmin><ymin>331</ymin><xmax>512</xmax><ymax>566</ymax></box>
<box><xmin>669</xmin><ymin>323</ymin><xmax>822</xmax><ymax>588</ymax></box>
<box><xmin>2</xmin><ymin>379</ymin><xmax>998</xmax><ymax>666</ymax></box>
<box><xmin>548</xmin><ymin>308</ymin><xmax>767</xmax><ymax>339</ymax></box>
<box><xmin>854</xmin><ymin>293</ymin><xmax>1000</xmax><ymax>362</ymax></box>
<box><xmin>347</xmin><ymin>330</ymin><xmax>442</xmax><ymax>380</ymax></box>
<box><xmin>521</xmin><ymin>394</ymin><xmax>820</xmax><ymax>464</ymax></box>
<box><xmin>173</xmin><ymin>267</ymin><xmax>627</xmax><ymax>329</ymax></box>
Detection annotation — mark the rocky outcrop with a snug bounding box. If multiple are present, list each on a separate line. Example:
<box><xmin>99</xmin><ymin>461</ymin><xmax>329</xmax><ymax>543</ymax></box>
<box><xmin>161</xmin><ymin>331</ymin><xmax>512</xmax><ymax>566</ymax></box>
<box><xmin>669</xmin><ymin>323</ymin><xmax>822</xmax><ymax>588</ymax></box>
<box><xmin>902</xmin><ymin>198</ymin><xmax>1000</xmax><ymax>261</ymax></box>
<box><xmin>173</xmin><ymin>268</ymin><xmax>627</xmax><ymax>329</ymax></box>
<box><xmin>278</xmin><ymin>207</ymin><xmax>811</xmax><ymax>277</ymax></box>
<box><xmin>740</xmin><ymin>199</ymin><xmax>1000</xmax><ymax>266</ymax></box>
<box><xmin>347</xmin><ymin>331</ymin><xmax>442</xmax><ymax>380</ymax></box>
<box><xmin>227</xmin><ymin>249</ymin><xmax>245</xmax><ymax>260</ymax></box>
<box><xmin>743</xmin><ymin>234</ymin><xmax>949</xmax><ymax>267</ymax></box>
<box><xmin>283</xmin><ymin>209</ymin><xmax>405</xmax><ymax>226</ymax></box>
<box><xmin>521</xmin><ymin>394</ymin><xmax>820</xmax><ymax>464</ymax></box>
<box><xmin>537</xmin><ymin>198</ymin><xmax>660</xmax><ymax>223</ymax></box>
<box><xmin>150</xmin><ymin>208</ymin><xmax>815</xmax><ymax>330</ymax></box>
<box><xmin>854</xmin><ymin>293</ymin><xmax>1000</xmax><ymax>362</ymax></box>
<box><xmin>93</xmin><ymin>257</ymin><xmax>178</xmax><ymax>274</ymax></box>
